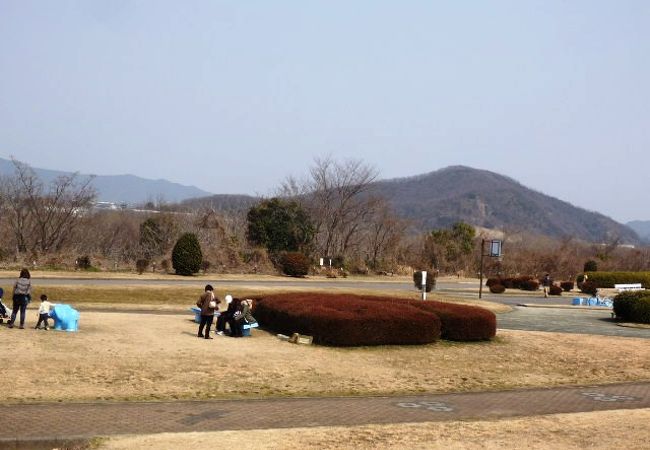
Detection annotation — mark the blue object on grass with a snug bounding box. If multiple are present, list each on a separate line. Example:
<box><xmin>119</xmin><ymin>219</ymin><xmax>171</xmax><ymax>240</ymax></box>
<box><xmin>189</xmin><ymin>307</ymin><xmax>220</xmax><ymax>323</ymax></box>
<box><xmin>51</xmin><ymin>304</ymin><xmax>80</xmax><ymax>332</ymax></box>
<box><xmin>572</xmin><ymin>297</ymin><xmax>583</xmax><ymax>306</ymax></box>
<box><xmin>241</xmin><ymin>322</ymin><xmax>259</xmax><ymax>337</ymax></box>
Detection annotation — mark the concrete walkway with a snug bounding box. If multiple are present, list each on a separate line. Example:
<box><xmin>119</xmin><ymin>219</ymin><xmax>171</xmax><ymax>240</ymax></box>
<box><xmin>1</xmin><ymin>382</ymin><xmax>648</xmax><ymax>446</ymax></box>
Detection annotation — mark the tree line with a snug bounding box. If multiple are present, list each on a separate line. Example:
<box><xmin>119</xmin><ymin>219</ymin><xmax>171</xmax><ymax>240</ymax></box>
<box><xmin>1</xmin><ymin>157</ymin><xmax>649</xmax><ymax>278</ymax></box>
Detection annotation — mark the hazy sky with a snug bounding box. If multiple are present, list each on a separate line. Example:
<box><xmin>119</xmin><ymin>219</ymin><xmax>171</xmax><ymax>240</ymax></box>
<box><xmin>1</xmin><ymin>1</ymin><xmax>648</xmax><ymax>222</ymax></box>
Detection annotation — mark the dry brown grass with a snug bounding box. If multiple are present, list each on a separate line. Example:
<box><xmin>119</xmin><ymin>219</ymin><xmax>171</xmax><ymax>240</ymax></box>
<box><xmin>2</xmin><ymin>312</ymin><xmax>648</xmax><ymax>403</ymax></box>
<box><xmin>99</xmin><ymin>408</ymin><xmax>650</xmax><ymax>450</ymax></box>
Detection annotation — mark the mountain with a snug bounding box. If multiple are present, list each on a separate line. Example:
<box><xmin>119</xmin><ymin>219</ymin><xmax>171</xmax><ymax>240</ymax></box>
<box><xmin>372</xmin><ymin>166</ymin><xmax>639</xmax><ymax>244</ymax></box>
<box><xmin>0</xmin><ymin>157</ymin><xmax>212</xmax><ymax>204</ymax></box>
<box><xmin>627</xmin><ymin>221</ymin><xmax>650</xmax><ymax>243</ymax></box>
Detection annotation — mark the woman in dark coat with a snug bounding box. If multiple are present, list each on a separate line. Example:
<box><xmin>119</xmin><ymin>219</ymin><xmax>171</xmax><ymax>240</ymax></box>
<box><xmin>196</xmin><ymin>284</ymin><xmax>220</xmax><ymax>339</ymax></box>
<box><xmin>8</xmin><ymin>268</ymin><xmax>31</xmax><ymax>329</ymax></box>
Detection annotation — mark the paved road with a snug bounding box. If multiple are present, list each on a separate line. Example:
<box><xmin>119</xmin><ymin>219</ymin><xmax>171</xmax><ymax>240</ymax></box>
<box><xmin>1</xmin><ymin>382</ymin><xmax>648</xmax><ymax>447</ymax></box>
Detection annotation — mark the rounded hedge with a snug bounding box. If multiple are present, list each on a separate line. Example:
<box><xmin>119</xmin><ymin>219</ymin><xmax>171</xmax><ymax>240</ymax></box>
<box><xmin>279</xmin><ymin>252</ymin><xmax>310</xmax><ymax>277</ymax></box>
<box><xmin>584</xmin><ymin>272</ymin><xmax>650</xmax><ymax>288</ymax></box>
<box><xmin>489</xmin><ymin>284</ymin><xmax>506</xmax><ymax>294</ymax></box>
<box><xmin>613</xmin><ymin>291</ymin><xmax>650</xmax><ymax>324</ymax></box>
<box><xmin>253</xmin><ymin>293</ymin><xmax>496</xmax><ymax>346</ymax></box>
<box><xmin>172</xmin><ymin>233</ymin><xmax>203</xmax><ymax>276</ymax></box>
<box><xmin>548</xmin><ymin>285</ymin><xmax>563</xmax><ymax>296</ymax></box>
<box><xmin>560</xmin><ymin>281</ymin><xmax>574</xmax><ymax>292</ymax></box>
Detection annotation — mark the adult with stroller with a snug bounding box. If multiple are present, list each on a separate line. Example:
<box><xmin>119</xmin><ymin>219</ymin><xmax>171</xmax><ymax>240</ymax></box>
<box><xmin>8</xmin><ymin>268</ymin><xmax>32</xmax><ymax>329</ymax></box>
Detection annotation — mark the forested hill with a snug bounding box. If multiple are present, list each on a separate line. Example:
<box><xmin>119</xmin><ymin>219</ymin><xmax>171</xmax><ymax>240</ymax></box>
<box><xmin>627</xmin><ymin>220</ymin><xmax>650</xmax><ymax>243</ymax></box>
<box><xmin>371</xmin><ymin>166</ymin><xmax>639</xmax><ymax>244</ymax></box>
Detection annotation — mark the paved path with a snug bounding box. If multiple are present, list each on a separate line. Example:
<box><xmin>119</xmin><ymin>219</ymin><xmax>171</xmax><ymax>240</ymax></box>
<box><xmin>497</xmin><ymin>306</ymin><xmax>650</xmax><ymax>338</ymax></box>
<box><xmin>1</xmin><ymin>382</ymin><xmax>648</xmax><ymax>445</ymax></box>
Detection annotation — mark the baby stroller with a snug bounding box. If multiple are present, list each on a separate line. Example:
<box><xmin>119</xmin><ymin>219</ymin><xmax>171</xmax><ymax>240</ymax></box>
<box><xmin>0</xmin><ymin>288</ymin><xmax>9</xmax><ymax>323</ymax></box>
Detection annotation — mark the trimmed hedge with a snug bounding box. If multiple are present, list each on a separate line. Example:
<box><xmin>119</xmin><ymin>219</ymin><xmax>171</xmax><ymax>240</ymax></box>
<box><xmin>279</xmin><ymin>252</ymin><xmax>310</xmax><ymax>277</ymax></box>
<box><xmin>253</xmin><ymin>293</ymin><xmax>496</xmax><ymax>346</ymax></box>
<box><xmin>580</xmin><ymin>280</ymin><xmax>598</xmax><ymax>296</ymax></box>
<box><xmin>613</xmin><ymin>291</ymin><xmax>650</xmax><ymax>324</ymax></box>
<box><xmin>560</xmin><ymin>281</ymin><xmax>574</xmax><ymax>292</ymax></box>
<box><xmin>254</xmin><ymin>293</ymin><xmax>441</xmax><ymax>346</ymax></box>
<box><xmin>489</xmin><ymin>284</ymin><xmax>506</xmax><ymax>294</ymax></box>
<box><xmin>486</xmin><ymin>276</ymin><xmax>538</xmax><ymax>291</ymax></box>
<box><xmin>585</xmin><ymin>272</ymin><xmax>650</xmax><ymax>288</ymax></box>
<box><xmin>548</xmin><ymin>285</ymin><xmax>563</xmax><ymax>296</ymax></box>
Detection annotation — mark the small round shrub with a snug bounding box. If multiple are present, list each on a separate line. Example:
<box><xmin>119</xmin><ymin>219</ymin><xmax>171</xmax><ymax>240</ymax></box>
<box><xmin>489</xmin><ymin>284</ymin><xmax>506</xmax><ymax>294</ymax></box>
<box><xmin>135</xmin><ymin>259</ymin><xmax>149</xmax><ymax>275</ymax></box>
<box><xmin>172</xmin><ymin>233</ymin><xmax>203</xmax><ymax>276</ymax></box>
<box><xmin>580</xmin><ymin>280</ymin><xmax>598</xmax><ymax>296</ymax></box>
<box><xmin>560</xmin><ymin>281</ymin><xmax>574</xmax><ymax>292</ymax></box>
<box><xmin>548</xmin><ymin>284</ymin><xmax>563</xmax><ymax>296</ymax></box>
<box><xmin>485</xmin><ymin>278</ymin><xmax>500</xmax><ymax>288</ymax></box>
<box><xmin>584</xmin><ymin>260</ymin><xmax>598</xmax><ymax>272</ymax></box>
<box><xmin>613</xmin><ymin>291</ymin><xmax>650</xmax><ymax>324</ymax></box>
<box><xmin>521</xmin><ymin>279</ymin><xmax>540</xmax><ymax>291</ymax></box>
<box><xmin>279</xmin><ymin>252</ymin><xmax>310</xmax><ymax>277</ymax></box>
<box><xmin>413</xmin><ymin>270</ymin><xmax>436</xmax><ymax>292</ymax></box>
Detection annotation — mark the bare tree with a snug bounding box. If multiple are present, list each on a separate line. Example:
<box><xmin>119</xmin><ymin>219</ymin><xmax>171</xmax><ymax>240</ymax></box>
<box><xmin>0</xmin><ymin>158</ymin><xmax>96</xmax><ymax>255</ymax></box>
<box><xmin>281</xmin><ymin>156</ymin><xmax>379</xmax><ymax>259</ymax></box>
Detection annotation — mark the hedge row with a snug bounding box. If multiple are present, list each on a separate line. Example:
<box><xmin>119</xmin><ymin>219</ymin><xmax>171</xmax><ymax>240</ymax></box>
<box><xmin>613</xmin><ymin>291</ymin><xmax>650</xmax><ymax>324</ymax></box>
<box><xmin>585</xmin><ymin>272</ymin><xmax>650</xmax><ymax>288</ymax></box>
<box><xmin>486</xmin><ymin>276</ymin><xmax>539</xmax><ymax>291</ymax></box>
<box><xmin>253</xmin><ymin>293</ymin><xmax>496</xmax><ymax>346</ymax></box>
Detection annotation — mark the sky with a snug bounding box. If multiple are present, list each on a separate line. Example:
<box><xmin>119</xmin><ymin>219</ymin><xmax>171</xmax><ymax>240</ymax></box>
<box><xmin>1</xmin><ymin>1</ymin><xmax>648</xmax><ymax>222</ymax></box>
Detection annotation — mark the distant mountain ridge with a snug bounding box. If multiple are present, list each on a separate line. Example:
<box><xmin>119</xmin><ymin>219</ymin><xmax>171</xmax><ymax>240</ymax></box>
<box><xmin>0</xmin><ymin>157</ymin><xmax>212</xmax><ymax>204</ymax></box>
<box><xmin>372</xmin><ymin>166</ymin><xmax>639</xmax><ymax>244</ymax></box>
<box><xmin>627</xmin><ymin>220</ymin><xmax>650</xmax><ymax>243</ymax></box>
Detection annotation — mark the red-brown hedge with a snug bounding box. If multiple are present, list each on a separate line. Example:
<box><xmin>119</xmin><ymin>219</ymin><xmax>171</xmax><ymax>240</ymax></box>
<box><xmin>548</xmin><ymin>284</ymin><xmax>563</xmax><ymax>296</ymax></box>
<box><xmin>489</xmin><ymin>284</ymin><xmax>506</xmax><ymax>294</ymax></box>
<box><xmin>253</xmin><ymin>293</ymin><xmax>496</xmax><ymax>346</ymax></box>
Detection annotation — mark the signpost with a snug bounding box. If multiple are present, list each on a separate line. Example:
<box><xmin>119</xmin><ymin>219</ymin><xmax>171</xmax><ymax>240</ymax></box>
<box><xmin>421</xmin><ymin>270</ymin><xmax>427</xmax><ymax>300</ymax></box>
<box><xmin>479</xmin><ymin>239</ymin><xmax>502</xmax><ymax>299</ymax></box>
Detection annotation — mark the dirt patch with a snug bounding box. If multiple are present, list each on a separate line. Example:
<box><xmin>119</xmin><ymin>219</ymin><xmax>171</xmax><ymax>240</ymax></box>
<box><xmin>1</xmin><ymin>312</ymin><xmax>648</xmax><ymax>403</ymax></box>
<box><xmin>99</xmin><ymin>408</ymin><xmax>650</xmax><ymax>449</ymax></box>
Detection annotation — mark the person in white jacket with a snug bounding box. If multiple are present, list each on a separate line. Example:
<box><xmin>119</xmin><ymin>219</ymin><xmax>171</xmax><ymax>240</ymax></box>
<box><xmin>35</xmin><ymin>294</ymin><xmax>54</xmax><ymax>330</ymax></box>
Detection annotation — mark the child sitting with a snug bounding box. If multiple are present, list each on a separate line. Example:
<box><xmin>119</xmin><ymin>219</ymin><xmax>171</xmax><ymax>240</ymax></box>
<box><xmin>35</xmin><ymin>294</ymin><xmax>53</xmax><ymax>330</ymax></box>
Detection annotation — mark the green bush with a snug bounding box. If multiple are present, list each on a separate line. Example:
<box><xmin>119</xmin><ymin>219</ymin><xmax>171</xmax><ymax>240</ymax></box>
<box><xmin>279</xmin><ymin>252</ymin><xmax>310</xmax><ymax>277</ymax></box>
<box><xmin>583</xmin><ymin>260</ymin><xmax>598</xmax><ymax>272</ymax></box>
<box><xmin>613</xmin><ymin>291</ymin><xmax>650</xmax><ymax>324</ymax></box>
<box><xmin>560</xmin><ymin>281</ymin><xmax>574</xmax><ymax>292</ymax></box>
<box><xmin>413</xmin><ymin>270</ymin><xmax>436</xmax><ymax>292</ymax></box>
<box><xmin>171</xmin><ymin>233</ymin><xmax>203</xmax><ymax>276</ymax></box>
<box><xmin>584</xmin><ymin>272</ymin><xmax>650</xmax><ymax>288</ymax></box>
<box><xmin>549</xmin><ymin>284</ymin><xmax>563</xmax><ymax>296</ymax></box>
<box><xmin>489</xmin><ymin>284</ymin><xmax>505</xmax><ymax>294</ymax></box>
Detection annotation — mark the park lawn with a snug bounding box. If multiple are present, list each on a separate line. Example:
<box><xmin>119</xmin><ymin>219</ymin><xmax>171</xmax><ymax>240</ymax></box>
<box><xmin>98</xmin><ymin>408</ymin><xmax>650</xmax><ymax>450</ymax></box>
<box><xmin>1</xmin><ymin>311</ymin><xmax>648</xmax><ymax>403</ymax></box>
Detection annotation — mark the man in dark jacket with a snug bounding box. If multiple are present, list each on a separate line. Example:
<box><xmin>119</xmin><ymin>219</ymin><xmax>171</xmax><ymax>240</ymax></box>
<box><xmin>197</xmin><ymin>284</ymin><xmax>219</xmax><ymax>339</ymax></box>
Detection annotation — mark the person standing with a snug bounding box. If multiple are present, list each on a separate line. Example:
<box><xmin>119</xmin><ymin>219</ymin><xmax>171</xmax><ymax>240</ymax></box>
<box><xmin>8</xmin><ymin>268</ymin><xmax>32</xmax><ymax>329</ymax></box>
<box><xmin>196</xmin><ymin>284</ymin><xmax>219</xmax><ymax>339</ymax></box>
<box><xmin>35</xmin><ymin>294</ymin><xmax>53</xmax><ymax>330</ymax></box>
<box><xmin>542</xmin><ymin>273</ymin><xmax>551</xmax><ymax>298</ymax></box>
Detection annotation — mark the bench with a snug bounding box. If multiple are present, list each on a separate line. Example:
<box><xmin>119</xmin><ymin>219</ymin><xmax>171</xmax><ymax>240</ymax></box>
<box><xmin>614</xmin><ymin>283</ymin><xmax>644</xmax><ymax>292</ymax></box>
<box><xmin>189</xmin><ymin>307</ymin><xmax>220</xmax><ymax>323</ymax></box>
<box><xmin>241</xmin><ymin>322</ymin><xmax>259</xmax><ymax>337</ymax></box>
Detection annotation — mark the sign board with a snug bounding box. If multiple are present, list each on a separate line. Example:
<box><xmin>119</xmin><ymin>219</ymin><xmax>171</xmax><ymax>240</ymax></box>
<box><xmin>319</xmin><ymin>258</ymin><xmax>324</xmax><ymax>266</ymax></box>
<box><xmin>489</xmin><ymin>240</ymin><xmax>502</xmax><ymax>257</ymax></box>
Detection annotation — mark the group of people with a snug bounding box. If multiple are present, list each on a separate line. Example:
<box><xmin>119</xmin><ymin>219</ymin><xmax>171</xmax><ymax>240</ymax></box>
<box><xmin>0</xmin><ymin>269</ymin><xmax>54</xmax><ymax>330</ymax></box>
<box><xmin>195</xmin><ymin>284</ymin><xmax>257</xmax><ymax>340</ymax></box>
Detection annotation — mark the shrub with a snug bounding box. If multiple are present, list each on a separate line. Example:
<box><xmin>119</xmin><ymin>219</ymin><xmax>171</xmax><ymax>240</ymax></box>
<box><xmin>253</xmin><ymin>293</ymin><xmax>496</xmax><ymax>345</ymax></box>
<box><xmin>580</xmin><ymin>272</ymin><xmax>650</xmax><ymax>289</ymax></box>
<box><xmin>489</xmin><ymin>284</ymin><xmax>505</xmax><ymax>294</ymax></box>
<box><xmin>253</xmin><ymin>293</ymin><xmax>441</xmax><ymax>346</ymax></box>
<box><xmin>135</xmin><ymin>259</ymin><xmax>149</xmax><ymax>275</ymax></box>
<box><xmin>279</xmin><ymin>252</ymin><xmax>310</xmax><ymax>277</ymax></box>
<box><xmin>613</xmin><ymin>291</ymin><xmax>650</xmax><ymax>324</ymax></box>
<box><xmin>76</xmin><ymin>256</ymin><xmax>91</xmax><ymax>270</ymax></box>
<box><xmin>411</xmin><ymin>300</ymin><xmax>497</xmax><ymax>341</ymax></box>
<box><xmin>171</xmin><ymin>233</ymin><xmax>203</xmax><ymax>276</ymax></box>
<box><xmin>560</xmin><ymin>281</ymin><xmax>574</xmax><ymax>292</ymax></box>
<box><xmin>584</xmin><ymin>260</ymin><xmax>598</xmax><ymax>272</ymax></box>
<box><xmin>485</xmin><ymin>278</ymin><xmax>500</xmax><ymax>288</ymax></box>
<box><xmin>201</xmin><ymin>260</ymin><xmax>211</xmax><ymax>272</ymax></box>
<box><xmin>580</xmin><ymin>280</ymin><xmax>598</xmax><ymax>296</ymax></box>
<box><xmin>548</xmin><ymin>284</ymin><xmax>563</xmax><ymax>296</ymax></box>
<box><xmin>413</xmin><ymin>271</ymin><xmax>436</xmax><ymax>292</ymax></box>
<box><xmin>521</xmin><ymin>279</ymin><xmax>540</xmax><ymax>291</ymax></box>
